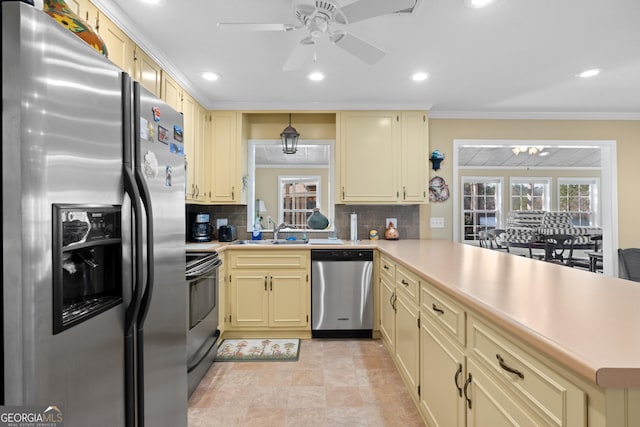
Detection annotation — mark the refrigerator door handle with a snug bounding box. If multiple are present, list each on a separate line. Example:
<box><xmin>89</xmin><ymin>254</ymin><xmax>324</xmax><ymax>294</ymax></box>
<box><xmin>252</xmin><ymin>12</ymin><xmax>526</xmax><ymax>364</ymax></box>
<box><xmin>132</xmin><ymin>81</ymin><xmax>156</xmax><ymax>427</ymax></box>
<box><xmin>122</xmin><ymin>73</ymin><xmax>146</xmax><ymax>427</ymax></box>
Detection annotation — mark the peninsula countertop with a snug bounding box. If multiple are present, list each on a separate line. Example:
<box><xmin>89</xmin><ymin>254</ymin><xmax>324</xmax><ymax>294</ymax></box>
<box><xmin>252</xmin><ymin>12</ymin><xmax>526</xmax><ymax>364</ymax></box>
<box><xmin>190</xmin><ymin>238</ymin><xmax>640</xmax><ymax>388</ymax></box>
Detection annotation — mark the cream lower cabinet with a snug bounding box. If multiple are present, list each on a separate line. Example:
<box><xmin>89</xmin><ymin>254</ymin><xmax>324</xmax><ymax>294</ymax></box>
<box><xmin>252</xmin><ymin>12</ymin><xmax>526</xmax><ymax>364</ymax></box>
<box><xmin>227</xmin><ymin>250</ymin><xmax>309</xmax><ymax>331</ymax></box>
<box><xmin>378</xmin><ymin>257</ymin><xmax>420</xmax><ymax>400</ymax></box>
<box><xmin>418</xmin><ymin>278</ymin><xmax>585</xmax><ymax>427</ymax></box>
<box><xmin>394</xmin><ymin>265</ymin><xmax>420</xmax><ymax>399</ymax></box>
<box><xmin>379</xmin><ymin>255</ymin><xmax>396</xmax><ymax>348</ymax></box>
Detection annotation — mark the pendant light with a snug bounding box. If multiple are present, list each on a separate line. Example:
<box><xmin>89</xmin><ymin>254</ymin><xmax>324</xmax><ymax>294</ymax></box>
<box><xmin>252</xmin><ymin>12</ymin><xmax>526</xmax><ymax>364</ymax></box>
<box><xmin>280</xmin><ymin>113</ymin><xmax>300</xmax><ymax>155</ymax></box>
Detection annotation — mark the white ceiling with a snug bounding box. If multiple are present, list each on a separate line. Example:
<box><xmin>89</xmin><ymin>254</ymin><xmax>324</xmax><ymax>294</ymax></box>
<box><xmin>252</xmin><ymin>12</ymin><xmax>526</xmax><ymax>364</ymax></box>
<box><xmin>93</xmin><ymin>0</ymin><xmax>640</xmax><ymax>117</ymax></box>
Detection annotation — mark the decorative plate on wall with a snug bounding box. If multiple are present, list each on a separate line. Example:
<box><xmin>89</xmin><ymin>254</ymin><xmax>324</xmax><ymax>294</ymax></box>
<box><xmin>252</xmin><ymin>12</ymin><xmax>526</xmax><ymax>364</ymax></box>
<box><xmin>429</xmin><ymin>176</ymin><xmax>450</xmax><ymax>203</ymax></box>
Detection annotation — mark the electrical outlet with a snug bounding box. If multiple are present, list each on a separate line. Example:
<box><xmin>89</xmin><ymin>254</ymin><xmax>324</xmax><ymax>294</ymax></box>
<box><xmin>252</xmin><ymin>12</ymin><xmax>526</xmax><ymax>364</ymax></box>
<box><xmin>386</xmin><ymin>218</ymin><xmax>398</xmax><ymax>228</ymax></box>
<box><xmin>430</xmin><ymin>217</ymin><xmax>445</xmax><ymax>228</ymax></box>
<box><xmin>216</xmin><ymin>218</ymin><xmax>228</xmax><ymax>228</ymax></box>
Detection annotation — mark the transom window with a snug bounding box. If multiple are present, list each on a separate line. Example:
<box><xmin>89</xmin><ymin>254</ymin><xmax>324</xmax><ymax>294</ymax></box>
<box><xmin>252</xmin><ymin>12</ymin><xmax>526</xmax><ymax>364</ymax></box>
<box><xmin>558</xmin><ymin>178</ymin><xmax>599</xmax><ymax>226</ymax></box>
<box><xmin>462</xmin><ymin>177</ymin><xmax>503</xmax><ymax>241</ymax></box>
<box><xmin>510</xmin><ymin>177</ymin><xmax>551</xmax><ymax>211</ymax></box>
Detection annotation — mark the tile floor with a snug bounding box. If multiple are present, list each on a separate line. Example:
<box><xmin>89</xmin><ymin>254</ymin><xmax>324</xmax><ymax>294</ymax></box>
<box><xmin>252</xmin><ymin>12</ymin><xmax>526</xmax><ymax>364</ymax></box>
<box><xmin>188</xmin><ymin>339</ymin><xmax>426</xmax><ymax>426</ymax></box>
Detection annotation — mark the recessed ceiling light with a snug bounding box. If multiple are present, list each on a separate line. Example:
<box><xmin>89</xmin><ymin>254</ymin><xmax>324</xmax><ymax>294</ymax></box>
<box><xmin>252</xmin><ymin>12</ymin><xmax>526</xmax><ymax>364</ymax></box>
<box><xmin>139</xmin><ymin>0</ymin><xmax>165</xmax><ymax>5</ymax></box>
<box><xmin>307</xmin><ymin>72</ymin><xmax>325</xmax><ymax>81</ymax></box>
<box><xmin>202</xmin><ymin>72</ymin><xmax>221</xmax><ymax>81</ymax></box>
<box><xmin>577</xmin><ymin>68</ymin><xmax>601</xmax><ymax>78</ymax></box>
<box><xmin>464</xmin><ymin>0</ymin><xmax>496</xmax><ymax>8</ymax></box>
<box><xmin>412</xmin><ymin>72</ymin><xmax>429</xmax><ymax>82</ymax></box>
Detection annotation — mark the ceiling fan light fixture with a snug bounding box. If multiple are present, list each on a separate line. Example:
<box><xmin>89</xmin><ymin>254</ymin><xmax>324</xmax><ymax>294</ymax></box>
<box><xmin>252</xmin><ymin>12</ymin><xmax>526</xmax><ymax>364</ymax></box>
<box><xmin>412</xmin><ymin>72</ymin><xmax>429</xmax><ymax>81</ymax></box>
<box><xmin>307</xmin><ymin>72</ymin><xmax>325</xmax><ymax>81</ymax></box>
<box><xmin>280</xmin><ymin>114</ymin><xmax>300</xmax><ymax>155</ymax></box>
<box><xmin>464</xmin><ymin>0</ymin><xmax>496</xmax><ymax>8</ymax></box>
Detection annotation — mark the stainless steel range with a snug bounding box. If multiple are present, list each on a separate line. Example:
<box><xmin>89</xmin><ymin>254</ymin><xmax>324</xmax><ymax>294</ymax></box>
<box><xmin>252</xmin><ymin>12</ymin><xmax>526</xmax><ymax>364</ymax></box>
<box><xmin>186</xmin><ymin>252</ymin><xmax>221</xmax><ymax>396</ymax></box>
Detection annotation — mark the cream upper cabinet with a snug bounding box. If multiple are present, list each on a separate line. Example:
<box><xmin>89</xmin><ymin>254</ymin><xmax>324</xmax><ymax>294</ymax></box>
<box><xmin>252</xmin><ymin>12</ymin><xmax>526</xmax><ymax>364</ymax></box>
<box><xmin>160</xmin><ymin>72</ymin><xmax>183</xmax><ymax>113</ymax></box>
<box><xmin>338</xmin><ymin>111</ymin><xmax>428</xmax><ymax>203</ymax></box>
<box><xmin>97</xmin><ymin>14</ymin><xmax>134</xmax><ymax>76</ymax></box>
<box><xmin>227</xmin><ymin>250</ymin><xmax>310</xmax><ymax>331</ymax></box>
<box><xmin>182</xmin><ymin>93</ymin><xmax>206</xmax><ymax>202</ymax></box>
<box><xmin>66</xmin><ymin>0</ymin><xmax>99</xmax><ymax>31</ymax></box>
<box><xmin>207</xmin><ymin>111</ymin><xmax>240</xmax><ymax>204</ymax></box>
<box><xmin>339</xmin><ymin>111</ymin><xmax>399</xmax><ymax>203</ymax></box>
<box><xmin>400</xmin><ymin>111</ymin><xmax>428</xmax><ymax>202</ymax></box>
<box><xmin>134</xmin><ymin>47</ymin><xmax>162</xmax><ymax>97</ymax></box>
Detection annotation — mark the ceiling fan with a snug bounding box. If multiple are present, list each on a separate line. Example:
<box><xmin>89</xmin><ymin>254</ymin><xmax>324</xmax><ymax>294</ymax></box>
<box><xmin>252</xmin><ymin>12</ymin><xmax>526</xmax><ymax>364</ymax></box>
<box><xmin>217</xmin><ymin>0</ymin><xmax>418</xmax><ymax>70</ymax></box>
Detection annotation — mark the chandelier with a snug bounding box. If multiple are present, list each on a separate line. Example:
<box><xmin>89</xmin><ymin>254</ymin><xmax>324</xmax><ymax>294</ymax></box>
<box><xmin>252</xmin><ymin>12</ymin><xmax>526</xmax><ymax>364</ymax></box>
<box><xmin>512</xmin><ymin>145</ymin><xmax>545</xmax><ymax>156</ymax></box>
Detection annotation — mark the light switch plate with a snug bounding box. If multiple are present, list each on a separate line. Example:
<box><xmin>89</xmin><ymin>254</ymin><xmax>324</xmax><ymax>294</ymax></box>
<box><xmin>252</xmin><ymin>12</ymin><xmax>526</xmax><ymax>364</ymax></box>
<box><xmin>386</xmin><ymin>218</ymin><xmax>398</xmax><ymax>228</ymax></box>
<box><xmin>430</xmin><ymin>217</ymin><xmax>445</xmax><ymax>228</ymax></box>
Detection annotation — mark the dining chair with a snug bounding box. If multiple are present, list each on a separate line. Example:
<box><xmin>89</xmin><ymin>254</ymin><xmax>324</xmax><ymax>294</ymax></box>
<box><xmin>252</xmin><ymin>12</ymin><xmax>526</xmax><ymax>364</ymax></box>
<box><xmin>533</xmin><ymin>234</ymin><xmax>575</xmax><ymax>265</ymax></box>
<box><xmin>618</xmin><ymin>248</ymin><xmax>640</xmax><ymax>281</ymax></box>
<box><xmin>485</xmin><ymin>229</ymin><xmax>508</xmax><ymax>252</ymax></box>
<box><xmin>570</xmin><ymin>235</ymin><xmax>603</xmax><ymax>271</ymax></box>
<box><xmin>478</xmin><ymin>231</ymin><xmax>490</xmax><ymax>249</ymax></box>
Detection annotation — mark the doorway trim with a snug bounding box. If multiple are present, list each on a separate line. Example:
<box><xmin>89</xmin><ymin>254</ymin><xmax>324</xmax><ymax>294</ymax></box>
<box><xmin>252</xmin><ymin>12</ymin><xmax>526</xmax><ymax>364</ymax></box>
<box><xmin>452</xmin><ymin>139</ymin><xmax>618</xmax><ymax>276</ymax></box>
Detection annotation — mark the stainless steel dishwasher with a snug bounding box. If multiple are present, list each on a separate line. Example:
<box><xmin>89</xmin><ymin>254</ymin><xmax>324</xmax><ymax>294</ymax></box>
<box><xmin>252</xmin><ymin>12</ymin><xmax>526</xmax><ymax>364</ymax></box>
<box><xmin>311</xmin><ymin>249</ymin><xmax>374</xmax><ymax>338</ymax></box>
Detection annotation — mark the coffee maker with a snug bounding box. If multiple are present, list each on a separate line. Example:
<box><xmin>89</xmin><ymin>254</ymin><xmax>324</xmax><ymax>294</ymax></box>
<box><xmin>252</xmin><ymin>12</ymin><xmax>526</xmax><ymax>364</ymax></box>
<box><xmin>188</xmin><ymin>212</ymin><xmax>213</xmax><ymax>242</ymax></box>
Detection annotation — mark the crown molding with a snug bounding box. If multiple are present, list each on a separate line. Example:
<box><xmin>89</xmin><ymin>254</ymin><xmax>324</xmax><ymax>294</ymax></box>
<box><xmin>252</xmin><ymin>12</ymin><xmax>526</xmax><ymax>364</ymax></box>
<box><xmin>428</xmin><ymin>111</ymin><xmax>640</xmax><ymax>120</ymax></box>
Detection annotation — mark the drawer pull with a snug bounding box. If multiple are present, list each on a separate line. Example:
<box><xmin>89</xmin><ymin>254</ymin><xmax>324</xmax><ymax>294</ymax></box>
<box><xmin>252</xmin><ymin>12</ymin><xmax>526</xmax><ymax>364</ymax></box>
<box><xmin>383</xmin><ymin>265</ymin><xmax>390</xmax><ymax>270</ymax></box>
<box><xmin>463</xmin><ymin>373</ymin><xmax>473</xmax><ymax>409</ymax></box>
<box><xmin>496</xmin><ymin>354</ymin><xmax>525</xmax><ymax>379</ymax></box>
<box><xmin>401</xmin><ymin>279</ymin><xmax>409</xmax><ymax>286</ymax></box>
<box><xmin>454</xmin><ymin>363</ymin><xmax>463</xmax><ymax>397</ymax></box>
<box><xmin>432</xmin><ymin>303</ymin><xmax>444</xmax><ymax>315</ymax></box>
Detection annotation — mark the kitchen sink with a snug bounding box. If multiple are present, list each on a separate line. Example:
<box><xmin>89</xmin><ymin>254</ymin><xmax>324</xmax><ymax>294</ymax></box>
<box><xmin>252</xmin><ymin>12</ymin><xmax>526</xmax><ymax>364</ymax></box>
<box><xmin>232</xmin><ymin>239</ymin><xmax>309</xmax><ymax>245</ymax></box>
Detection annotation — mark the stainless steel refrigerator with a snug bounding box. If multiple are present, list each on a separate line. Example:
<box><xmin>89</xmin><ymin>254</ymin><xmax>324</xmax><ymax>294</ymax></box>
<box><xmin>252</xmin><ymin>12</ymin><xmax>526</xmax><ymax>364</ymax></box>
<box><xmin>2</xmin><ymin>2</ymin><xmax>187</xmax><ymax>426</ymax></box>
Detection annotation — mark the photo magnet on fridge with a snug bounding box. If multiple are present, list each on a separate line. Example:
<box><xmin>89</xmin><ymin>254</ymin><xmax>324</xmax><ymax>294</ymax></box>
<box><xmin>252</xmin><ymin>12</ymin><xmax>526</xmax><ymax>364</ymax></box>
<box><xmin>173</xmin><ymin>125</ymin><xmax>183</xmax><ymax>142</ymax></box>
<box><xmin>158</xmin><ymin>125</ymin><xmax>170</xmax><ymax>144</ymax></box>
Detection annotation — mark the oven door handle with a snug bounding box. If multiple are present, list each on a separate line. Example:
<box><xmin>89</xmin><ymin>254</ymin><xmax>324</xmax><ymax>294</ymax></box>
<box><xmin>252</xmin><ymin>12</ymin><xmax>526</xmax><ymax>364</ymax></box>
<box><xmin>186</xmin><ymin>257</ymin><xmax>222</xmax><ymax>279</ymax></box>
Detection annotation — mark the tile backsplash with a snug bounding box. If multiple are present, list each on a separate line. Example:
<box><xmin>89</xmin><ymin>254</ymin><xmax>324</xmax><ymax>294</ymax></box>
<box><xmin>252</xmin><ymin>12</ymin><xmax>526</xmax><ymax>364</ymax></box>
<box><xmin>187</xmin><ymin>204</ymin><xmax>420</xmax><ymax>241</ymax></box>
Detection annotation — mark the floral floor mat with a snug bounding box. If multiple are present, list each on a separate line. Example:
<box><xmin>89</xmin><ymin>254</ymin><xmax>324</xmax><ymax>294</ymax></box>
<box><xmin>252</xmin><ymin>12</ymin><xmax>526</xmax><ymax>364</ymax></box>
<box><xmin>215</xmin><ymin>339</ymin><xmax>300</xmax><ymax>362</ymax></box>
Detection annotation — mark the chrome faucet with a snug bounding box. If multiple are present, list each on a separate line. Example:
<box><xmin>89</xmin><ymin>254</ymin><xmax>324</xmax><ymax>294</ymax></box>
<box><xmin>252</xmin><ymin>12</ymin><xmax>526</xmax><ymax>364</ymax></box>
<box><xmin>274</xmin><ymin>222</ymin><xmax>294</xmax><ymax>240</ymax></box>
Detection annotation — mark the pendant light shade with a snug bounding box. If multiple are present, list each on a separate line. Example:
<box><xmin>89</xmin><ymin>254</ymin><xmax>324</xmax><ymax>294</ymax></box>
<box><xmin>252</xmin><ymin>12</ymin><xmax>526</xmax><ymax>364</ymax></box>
<box><xmin>280</xmin><ymin>113</ymin><xmax>300</xmax><ymax>155</ymax></box>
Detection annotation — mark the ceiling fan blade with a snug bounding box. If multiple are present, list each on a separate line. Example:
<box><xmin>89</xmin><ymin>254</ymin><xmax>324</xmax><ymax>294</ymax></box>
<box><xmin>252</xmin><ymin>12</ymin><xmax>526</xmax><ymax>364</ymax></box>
<box><xmin>338</xmin><ymin>0</ymin><xmax>417</xmax><ymax>24</ymax></box>
<box><xmin>283</xmin><ymin>38</ymin><xmax>316</xmax><ymax>71</ymax></box>
<box><xmin>217</xmin><ymin>23</ymin><xmax>298</xmax><ymax>32</ymax></box>
<box><xmin>331</xmin><ymin>32</ymin><xmax>385</xmax><ymax>65</ymax></box>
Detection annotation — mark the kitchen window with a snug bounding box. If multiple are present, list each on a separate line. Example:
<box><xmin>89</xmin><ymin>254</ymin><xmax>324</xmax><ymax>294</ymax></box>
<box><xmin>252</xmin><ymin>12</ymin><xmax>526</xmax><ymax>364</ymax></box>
<box><xmin>510</xmin><ymin>177</ymin><xmax>551</xmax><ymax>211</ymax></box>
<box><xmin>278</xmin><ymin>176</ymin><xmax>320</xmax><ymax>229</ymax></box>
<box><xmin>462</xmin><ymin>177</ymin><xmax>503</xmax><ymax>242</ymax></box>
<box><xmin>558</xmin><ymin>178</ymin><xmax>599</xmax><ymax>226</ymax></box>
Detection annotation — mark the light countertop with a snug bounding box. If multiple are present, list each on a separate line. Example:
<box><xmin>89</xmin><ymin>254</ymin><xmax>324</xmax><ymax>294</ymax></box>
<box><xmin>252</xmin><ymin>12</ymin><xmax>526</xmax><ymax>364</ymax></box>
<box><xmin>187</xmin><ymin>238</ymin><xmax>640</xmax><ymax>388</ymax></box>
<box><xmin>375</xmin><ymin>239</ymin><xmax>640</xmax><ymax>388</ymax></box>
